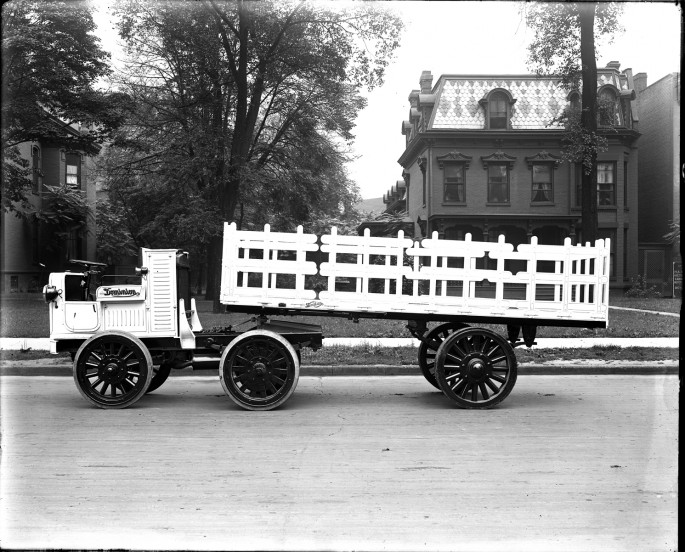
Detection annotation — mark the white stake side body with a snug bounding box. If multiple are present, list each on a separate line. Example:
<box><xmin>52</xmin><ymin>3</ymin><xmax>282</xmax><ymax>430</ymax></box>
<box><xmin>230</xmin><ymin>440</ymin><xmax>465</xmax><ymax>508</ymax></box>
<box><xmin>220</xmin><ymin>223</ymin><xmax>610</xmax><ymax>327</ymax></box>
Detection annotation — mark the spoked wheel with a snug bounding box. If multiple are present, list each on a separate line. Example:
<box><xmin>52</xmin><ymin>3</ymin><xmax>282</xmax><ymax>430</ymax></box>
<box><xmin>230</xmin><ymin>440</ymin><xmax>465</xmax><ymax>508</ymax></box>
<box><xmin>219</xmin><ymin>330</ymin><xmax>299</xmax><ymax>411</ymax></box>
<box><xmin>73</xmin><ymin>331</ymin><xmax>153</xmax><ymax>409</ymax></box>
<box><xmin>435</xmin><ymin>327</ymin><xmax>517</xmax><ymax>409</ymax></box>
<box><xmin>146</xmin><ymin>362</ymin><xmax>172</xmax><ymax>394</ymax></box>
<box><xmin>418</xmin><ymin>322</ymin><xmax>468</xmax><ymax>389</ymax></box>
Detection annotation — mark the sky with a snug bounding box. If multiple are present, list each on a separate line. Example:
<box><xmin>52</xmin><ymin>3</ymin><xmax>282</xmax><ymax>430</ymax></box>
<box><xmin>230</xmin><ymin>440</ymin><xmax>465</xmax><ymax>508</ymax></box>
<box><xmin>92</xmin><ymin>1</ymin><xmax>682</xmax><ymax>199</ymax></box>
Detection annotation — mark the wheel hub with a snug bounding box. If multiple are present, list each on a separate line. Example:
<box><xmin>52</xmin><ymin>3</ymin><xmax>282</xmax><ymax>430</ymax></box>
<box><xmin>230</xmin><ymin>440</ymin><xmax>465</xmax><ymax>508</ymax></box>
<box><xmin>100</xmin><ymin>357</ymin><xmax>127</xmax><ymax>384</ymax></box>
<box><xmin>253</xmin><ymin>361</ymin><xmax>267</xmax><ymax>376</ymax></box>
<box><xmin>465</xmin><ymin>355</ymin><xmax>491</xmax><ymax>383</ymax></box>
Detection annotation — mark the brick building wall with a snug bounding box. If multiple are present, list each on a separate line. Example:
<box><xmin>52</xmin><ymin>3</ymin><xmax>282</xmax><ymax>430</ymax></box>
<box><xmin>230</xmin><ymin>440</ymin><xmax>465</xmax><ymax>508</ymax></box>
<box><xmin>635</xmin><ymin>72</ymin><xmax>680</xmax><ymax>295</ymax></box>
<box><xmin>395</xmin><ymin>65</ymin><xmax>640</xmax><ymax>289</ymax></box>
<box><xmin>1</xmin><ymin>138</ymin><xmax>97</xmax><ymax>293</ymax></box>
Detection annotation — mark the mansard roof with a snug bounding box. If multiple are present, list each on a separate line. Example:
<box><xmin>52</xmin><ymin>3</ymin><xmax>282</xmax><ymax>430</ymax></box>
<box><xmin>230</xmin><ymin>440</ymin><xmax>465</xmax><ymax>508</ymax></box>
<box><xmin>431</xmin><ymin>76</ymin><xmax>564</xmax><ymax>130</ymax></box>
<box><xmin>426</xmin><ymin>65</ymin><xmax>635</xmax><ymax>131</ymax></box>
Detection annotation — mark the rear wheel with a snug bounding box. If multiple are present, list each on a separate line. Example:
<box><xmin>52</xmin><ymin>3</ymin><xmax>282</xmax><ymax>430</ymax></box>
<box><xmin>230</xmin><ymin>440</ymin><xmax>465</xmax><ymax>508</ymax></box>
<box><xmin>147</xmin><ymin>362</ymin><xmax>172</xmax><ymax>393</ymax></box>
<box><xmin>435</xmin><ymin>327</ymin><xmax>517</xmax><ymax>409</ymax></box>
<box><xmin>73</xmin><ymin>331</ymin><xmax>152</xmax><ymax>409</ymax></box>
<box><xmin>219</xmin><ymin>330</ymin><xmax>299</xmax><ymax>411</ymax></box>
<box><xmin>418</xmin><ymin>322</ymin><xmax>467</xmax><ymax>389</ymax></box>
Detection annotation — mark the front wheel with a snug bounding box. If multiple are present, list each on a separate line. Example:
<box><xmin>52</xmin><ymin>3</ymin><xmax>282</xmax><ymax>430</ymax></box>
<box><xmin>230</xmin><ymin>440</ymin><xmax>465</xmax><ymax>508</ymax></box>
<box><xmin>219</xmin><ymin>330</ymin><xmax>299</xmax><ymax>411</ymax></box>
<box><xmin>73</xmin><ymin>331</ymin><xmax>153</xmax><ymax>409</ymax></box>
<box><xmin>435</xmin><ymin>327</ymin><xmax>517</xmax><ymax>409</ymax></box>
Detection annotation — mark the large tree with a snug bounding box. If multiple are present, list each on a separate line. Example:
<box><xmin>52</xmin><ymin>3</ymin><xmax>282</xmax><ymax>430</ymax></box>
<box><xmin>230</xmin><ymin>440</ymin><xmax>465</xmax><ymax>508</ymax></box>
<box><xmin>1</xmin><ymin>0</ymin><xmax>125</xmax><ymax>213</ymax></box>
<box><xmin>524</xmin><ymin>2</ymin><xmax>622</xmax><ymax>243</ymax></box>
<box><xmin>108</xmin><ymin>0</ymin><xmax>401</xmax><ymax>304</ymax></box>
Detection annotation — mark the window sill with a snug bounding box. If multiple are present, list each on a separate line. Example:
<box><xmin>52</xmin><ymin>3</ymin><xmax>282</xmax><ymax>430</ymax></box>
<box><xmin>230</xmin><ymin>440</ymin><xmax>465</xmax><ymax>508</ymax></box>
<box><xmin>529</xmin><ymin>202</ymin><xmax>556</xmax><ymax>207</ymax></box>
<box><xmin>442</xmin><ymin>202</ymin><xmax>467</xmax><ymax>206</ymax></box>
<box><xmin>572</xmin><ymin>206</ymin><xmax>618</xmax><ymax>210</ymax></box>
<box><xmin>486</xmin><ymin>202</ymin><xmax>511</xmax><ymax>207</ymax></box>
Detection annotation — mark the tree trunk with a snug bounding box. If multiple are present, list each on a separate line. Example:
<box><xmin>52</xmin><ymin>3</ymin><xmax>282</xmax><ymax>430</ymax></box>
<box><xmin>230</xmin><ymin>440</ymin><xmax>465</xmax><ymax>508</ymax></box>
<box><xmin>579</xmin><ymin>2</ymin><xmax>598</xmax><ymax>245</ymax></box>
<box><xmin>211</xmin><ymin>173</ymin><xmax>240</xmax><ymax>312</ymax></box>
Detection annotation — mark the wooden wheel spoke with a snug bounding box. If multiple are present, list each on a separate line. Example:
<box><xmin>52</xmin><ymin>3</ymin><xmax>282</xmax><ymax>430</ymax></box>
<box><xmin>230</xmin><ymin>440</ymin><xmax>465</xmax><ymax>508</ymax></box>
<box><xmin>484</xmin><ymin>378</ymin><xmax>500</xmax><ymax>393</ymax></box>
<box><xmin>449</xmin><ymin>375</ymin><xmax>466</xmax><ymax>391</ymax></box>
<box><xmin>445</xmin><ymin>370</ymin><xmax>463</xmax><ymax>381</ymax></box>
<box><xmin>460</xmin><ymin>382</ymin><xmax>473</xmax><ymax>398</ymax></box>
<box><xmin>434</xmin><ymin>328</ymin><xmax>517</xmax><ymax>408</ymax></box>
<box><xmin>446</xmin><ymin>351</ymin><xmax>464</xmax><ymax>364</ymax></box>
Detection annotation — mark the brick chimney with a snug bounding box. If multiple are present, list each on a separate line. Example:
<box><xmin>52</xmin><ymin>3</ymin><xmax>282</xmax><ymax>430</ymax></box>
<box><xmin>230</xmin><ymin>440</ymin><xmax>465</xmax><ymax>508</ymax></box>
<box><xmin>419</xmin><ymin>71</ymin><xmax>433</xmax><ymax>93</ymax></box>
<box><xmin>633</xmin><ymin>72</ymin><xmax>648</xmax><ymax>94</ymax></box>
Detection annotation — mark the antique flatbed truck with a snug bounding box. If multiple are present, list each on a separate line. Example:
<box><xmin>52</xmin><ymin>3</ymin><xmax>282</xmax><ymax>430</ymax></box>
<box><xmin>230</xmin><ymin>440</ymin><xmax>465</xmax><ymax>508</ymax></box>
<box><xmin>44</xmin><ymin>223</ymin><xmax>610</xmax><ymax>411</ymax></box>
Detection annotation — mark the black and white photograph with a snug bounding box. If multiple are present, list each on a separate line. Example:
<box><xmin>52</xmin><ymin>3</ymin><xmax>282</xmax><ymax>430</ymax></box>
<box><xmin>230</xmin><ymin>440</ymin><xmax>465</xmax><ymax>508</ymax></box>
<box><xmin>0</xmin><ymin>0</ymin><xmax>679</xmax><ymax>550</ymax></box>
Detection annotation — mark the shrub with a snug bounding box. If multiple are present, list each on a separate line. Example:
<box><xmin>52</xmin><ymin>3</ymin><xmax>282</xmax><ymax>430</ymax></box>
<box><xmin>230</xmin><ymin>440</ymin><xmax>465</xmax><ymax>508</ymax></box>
<box><xmin>624</xmin><ymin>275</ymin><xmax>662</xmax><ymax>298</ymax></box>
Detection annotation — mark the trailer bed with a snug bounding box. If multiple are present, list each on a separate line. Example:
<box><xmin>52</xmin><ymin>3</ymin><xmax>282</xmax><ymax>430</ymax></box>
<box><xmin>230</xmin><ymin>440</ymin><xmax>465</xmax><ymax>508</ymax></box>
<box><xmin>220</xmin><ymin>223</ymin><xmax>610</xmax><ymax>328</ymax></box>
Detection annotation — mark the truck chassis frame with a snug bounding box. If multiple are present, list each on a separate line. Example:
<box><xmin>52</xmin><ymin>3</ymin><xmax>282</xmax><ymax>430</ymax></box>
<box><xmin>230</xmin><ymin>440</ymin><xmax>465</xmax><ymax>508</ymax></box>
<box><xmin>45</xmin><ymin>224</ymin><xmax>610</xmax><ymax>411</ymax></box>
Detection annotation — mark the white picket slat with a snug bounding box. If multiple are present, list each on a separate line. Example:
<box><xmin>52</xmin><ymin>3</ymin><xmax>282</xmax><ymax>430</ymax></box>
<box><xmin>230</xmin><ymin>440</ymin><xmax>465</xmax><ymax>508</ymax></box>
<box><xmin>220</xmin><ymin>224</ymin><xmax>610</xmax><ymax>324</ymax></box>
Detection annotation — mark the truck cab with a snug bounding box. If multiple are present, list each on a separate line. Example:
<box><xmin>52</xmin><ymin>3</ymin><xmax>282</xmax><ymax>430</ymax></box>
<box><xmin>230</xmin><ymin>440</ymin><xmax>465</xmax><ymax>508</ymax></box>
<box><xmin>43</xmin><ymin>249</ymin><xmax>201</xmax><ymax>353</ymax></box>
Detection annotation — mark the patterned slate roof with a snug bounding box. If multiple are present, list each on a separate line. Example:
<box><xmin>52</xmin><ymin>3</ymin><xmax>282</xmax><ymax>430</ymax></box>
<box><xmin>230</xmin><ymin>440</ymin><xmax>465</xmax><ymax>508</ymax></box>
<box><xmin>431</xmin><ymin>77</ymin><xmax>567</xmax><ymax>130</ymax></box>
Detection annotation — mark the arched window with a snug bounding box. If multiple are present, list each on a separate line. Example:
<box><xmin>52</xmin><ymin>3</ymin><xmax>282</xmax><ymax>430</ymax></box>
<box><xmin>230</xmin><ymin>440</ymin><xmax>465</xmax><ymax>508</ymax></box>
<box><xmin>568</xmin><ymin>91</ymin><xmax>581</xmax><ymax>113</ymax></box>
<box><xmin>598</xmin><ymin>88</ymin><xmax>621</xmax><ymax>126</ymax></box>
<box><xmin>479</xmin><ymin>89</ymin><xmax>516</xmax><ymax>130</ymax></box>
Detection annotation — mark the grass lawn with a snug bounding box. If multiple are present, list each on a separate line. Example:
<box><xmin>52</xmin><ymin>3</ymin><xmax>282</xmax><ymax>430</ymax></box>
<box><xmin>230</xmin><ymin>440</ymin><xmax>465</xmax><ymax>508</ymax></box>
<box><xmin>0</xmin><ymin>294</ymin><xmax>680</xmax><ymax>339</ymax></box>
<box><xmin>1</xmin><ymin>344</ymin><xmax>678</xmax><ymax>365</ymax></box>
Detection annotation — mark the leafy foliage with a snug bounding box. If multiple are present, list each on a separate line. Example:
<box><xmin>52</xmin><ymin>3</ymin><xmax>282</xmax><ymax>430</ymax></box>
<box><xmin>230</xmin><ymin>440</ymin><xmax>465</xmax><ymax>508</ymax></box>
<box><xmin>524</xmin><ymin>2</ymin><xmax>623</xmax><ymax>243</ymax></box>
<box><xmin>105</xmin><ymin>0</ymin><xmax>402</xmax><ymax>300</ymax></box>
<box><xmin>1</xmin><ymin>0</ymin><xmax>127</xmax><ymax>213</ymax></box>
<box><xmin>624</xmin><ymin>275</ymin><xmax>662</xmax><ymax>298</ymax></box>
<box><xmin>524</xmin><ymin>3</ymin><xmax>623</xmax><ymax>89</ymax></box>
<box><xmin>27</xmin><ymin>184</ymin><xmax>91</xmax><ymax>253</ymax></box>
<box><xmin>663</xmin><ymin>222</ymin><xmax>680</xmax><ymax>245</ymax></box>
<box><xmin>552</xmin><ymin>105</ymin><xmax>608</xmax><ymax>174</ymax></box>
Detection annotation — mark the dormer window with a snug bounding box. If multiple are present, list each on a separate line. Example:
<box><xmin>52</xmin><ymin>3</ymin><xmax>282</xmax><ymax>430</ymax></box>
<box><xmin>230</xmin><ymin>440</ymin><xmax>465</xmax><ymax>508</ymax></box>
<box><xmin>480</xmin><ymin>89</ymin><xmax>516</xmax><ymax>130</ymax></box>
<box><xmin>489</xmin><ymin>93</ymin><xmax>507</xmax><ymax>129</ymax></box>
<box><xmin>598</xmin><ymin>87</ymin><xmax>621</xmax><ymax>126</ymax></box>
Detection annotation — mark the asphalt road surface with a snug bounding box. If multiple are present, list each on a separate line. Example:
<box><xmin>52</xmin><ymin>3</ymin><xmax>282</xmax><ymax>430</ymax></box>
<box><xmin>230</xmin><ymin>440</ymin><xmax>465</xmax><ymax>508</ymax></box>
<box><xmin>0</xmin><ymin>374</ymin><xmax>678</xmax><ymax>552</ymax></box>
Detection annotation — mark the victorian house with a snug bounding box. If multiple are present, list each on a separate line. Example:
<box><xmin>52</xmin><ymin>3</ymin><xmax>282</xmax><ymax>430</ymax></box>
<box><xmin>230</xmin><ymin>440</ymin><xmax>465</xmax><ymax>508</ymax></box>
<box><xmin>393</xmin><ymin>62</ymin><xmax>640</xmax><ymax>289</ymax></box>
<box><xmin>634</xmin><ymin>71</ymin><xmax>680</xmax><ymax>296</ymax></box>
<box><xmin>0</xmin><ymin>119</ymin><xmax>98</xmax><ymax>293</ymax></box>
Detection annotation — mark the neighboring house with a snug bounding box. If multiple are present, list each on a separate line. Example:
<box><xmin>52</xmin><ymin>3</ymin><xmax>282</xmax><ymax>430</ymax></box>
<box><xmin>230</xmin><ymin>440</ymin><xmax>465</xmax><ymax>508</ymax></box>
<box><xmin>358</xmin><ymin>181</ymin><xmax>413</xmax><ymax>236</ymax></box>
<box><xmin>0</xmin><ymin>121</ymin><xmax>97</xmax><ymax>293</ymax></box>
<box><xmin>394</xmin><ymin>62</ymin><xmax>640</xmax><ymax>290</ymax></box>
<box><xmin>634</xmin><ymin>71</ymin><xmax>680</xmax><ymax>296</ymax></box>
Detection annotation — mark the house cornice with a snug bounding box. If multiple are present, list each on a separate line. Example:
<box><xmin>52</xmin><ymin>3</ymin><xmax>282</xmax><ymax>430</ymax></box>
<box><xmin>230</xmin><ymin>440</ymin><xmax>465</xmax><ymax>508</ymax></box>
<box><xmin>398</xmin><ymin>129</ymin><xmax>567</xmax><ymax>167</ymax></box>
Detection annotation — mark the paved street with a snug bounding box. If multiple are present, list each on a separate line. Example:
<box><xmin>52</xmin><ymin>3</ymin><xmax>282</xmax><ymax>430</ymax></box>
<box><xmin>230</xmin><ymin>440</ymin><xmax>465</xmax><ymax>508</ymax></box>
<box><xmin>0</xmin><ymin>374</ymin><xmax>678</xmax><ymax>551</ymax></box>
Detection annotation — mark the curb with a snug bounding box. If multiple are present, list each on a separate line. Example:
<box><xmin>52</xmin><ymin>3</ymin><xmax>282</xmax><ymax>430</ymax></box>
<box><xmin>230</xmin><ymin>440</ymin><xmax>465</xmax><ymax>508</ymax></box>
<box><xmin>0</xmin><ymin>362</ymin><xmax>678</xmax><ymax>377</ymax></box>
